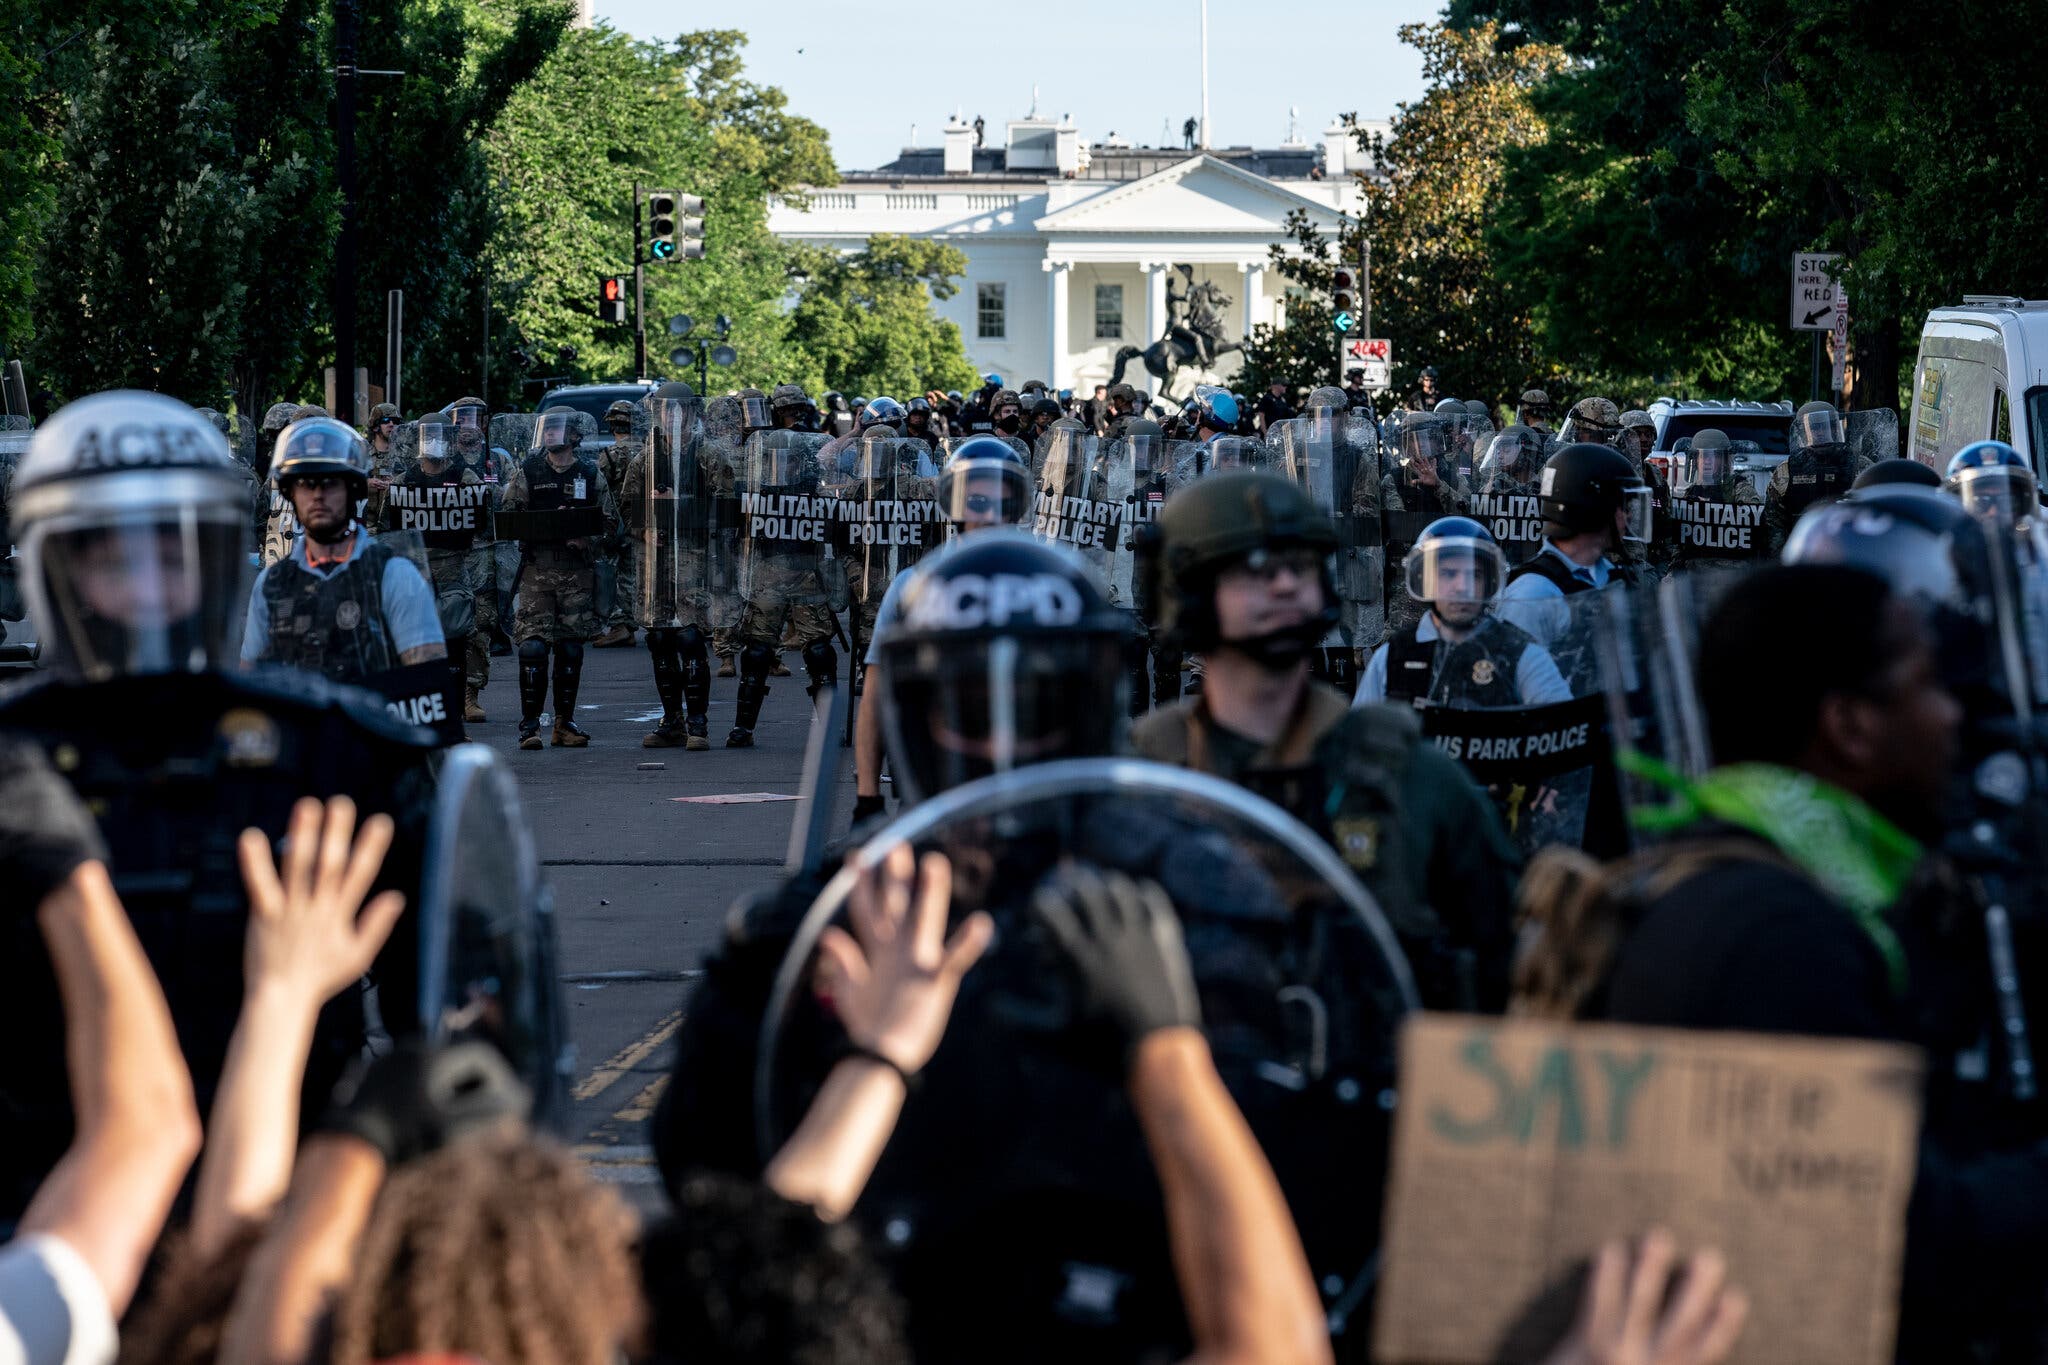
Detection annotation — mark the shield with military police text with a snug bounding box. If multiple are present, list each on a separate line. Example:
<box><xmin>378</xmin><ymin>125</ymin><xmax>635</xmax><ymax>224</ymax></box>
<box><xmin>1030</xmin><ymin>428</ymin><xmax>1134</xmax><ymax>604</ymax></box>
<box><xmin>732</xmin><ymin>429</ymin><xmax>833</xmax><ymax>606</ymax></box>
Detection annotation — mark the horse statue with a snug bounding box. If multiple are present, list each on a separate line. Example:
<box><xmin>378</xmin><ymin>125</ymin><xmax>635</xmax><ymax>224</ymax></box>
<box><xmin>1110</xmin><ymin>267</ymin><xmax>1241</xmax><ymax>401</ymax></box>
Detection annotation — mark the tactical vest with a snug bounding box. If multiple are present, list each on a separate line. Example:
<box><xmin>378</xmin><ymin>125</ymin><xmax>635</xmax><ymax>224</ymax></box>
<box><xmin>1775</xmin><ymin>446</ymin><xmax>1854</xmax><ymax>517</ymax></box>
<box><xmin>521</xmin><ymin>451</ymin><xmax>600</xmax><ymax>513</ymax></box>
<box><xmin>1383</xmin><ymin>615</ymin><xmax>1531</xmax><ymax>708</ymax></box>
<box><xmin>1507</xmin><ymin>551</ymin><xmax>1598</xmax><ymax>596</ymax></box>
<box><xmin>386</xmin><ymin>467</ymin><xmax>484</xmax><ymax>553</ymax></box>
<box><xmin>259</xmin><ymin>537</ymin><xmax>400</xmax><ymax>683</ymax></box>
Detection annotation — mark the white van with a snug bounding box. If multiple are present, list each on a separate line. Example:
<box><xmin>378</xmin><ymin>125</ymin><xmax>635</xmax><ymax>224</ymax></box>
<box><xmin>1908</xmin><ymin>297</ymin><xmax>2048</xmax><ymax>473</ymax></box>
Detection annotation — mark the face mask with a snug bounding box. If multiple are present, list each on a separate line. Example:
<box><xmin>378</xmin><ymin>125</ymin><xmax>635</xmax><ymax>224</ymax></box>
<box><xmin>995</xmin><ymin>413</ymin><xmax>1022</xmax><ymax>434</ymax></box>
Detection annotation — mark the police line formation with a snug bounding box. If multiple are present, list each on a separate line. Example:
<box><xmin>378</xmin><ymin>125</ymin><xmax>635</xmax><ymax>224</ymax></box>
<box><xmin>3</xmin><ymin>366</ymin><xmax>2048</xmax><ymax>1364</ymax></box>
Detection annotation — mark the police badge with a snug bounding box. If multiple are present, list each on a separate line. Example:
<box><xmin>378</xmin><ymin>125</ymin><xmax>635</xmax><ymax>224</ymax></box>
<box><xmin>335</xmin><ymin>600</ymin><xmax>362</xmax><ymax>630</ymax></box>
<box><xmin>1471</xmin><ymin>658</ymin><xmax>1496</xmax><ymax>687</ymax></box>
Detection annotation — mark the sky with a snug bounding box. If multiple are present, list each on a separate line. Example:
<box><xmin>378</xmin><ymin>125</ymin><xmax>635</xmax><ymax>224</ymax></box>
<box><xmin>595</xmin><ymin>0</ymin><xmax>1443</xmax><ymax>172</ymax></box>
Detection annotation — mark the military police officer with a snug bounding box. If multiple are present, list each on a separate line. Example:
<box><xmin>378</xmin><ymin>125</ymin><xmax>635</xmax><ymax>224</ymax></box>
<box><xmin>381</xmin><ymin>411</ymin><xmax>489</xmax><ymax>722</ymax></box>
<box><xmin>593</xmin><ymin>397</ymin><xmax>643</xmax><ymax>650</ymax></box>
<box><xmin>500</xmin><ymin>409</ymin><xmax>608</xmax><ymax>750</ymax></box>
<box><xmin>1670</xmin><ymin>428</ymin><xmax>1764</xmax><ymax>573</ymax></box>
<box><xmin>1134</xmin><ymin>470</ymin><xmax>1523</xmax><ymax>1009</ymax></box>
<box><xmin>1765</xmin><ymin>399</ymin><xmax>1869</xmax><ymax>554</ymax></box>
<box><xmin>242</xmin><ymin>416</ymin><xmax>445</xmax><ymax>683</ymax></box>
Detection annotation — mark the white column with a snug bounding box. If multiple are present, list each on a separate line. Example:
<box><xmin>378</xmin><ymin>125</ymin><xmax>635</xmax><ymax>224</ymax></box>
<box><xmin>1144</xmin><ymin>262</ymin><xmax>1169</xmax><ymax>345</ymax></box>
<box><xmin>1239</xmin><ymin>261</ymin><xmax>1265</xmax><ymax>340</ymax></box>
<box><xmin>1044</xmin><ymin>259</ymin><xmax>1071</xmax><ymax>389</ymax></box>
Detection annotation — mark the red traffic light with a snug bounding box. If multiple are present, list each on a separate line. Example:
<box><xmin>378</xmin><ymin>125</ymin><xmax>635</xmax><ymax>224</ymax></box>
<box><xmin>602</xmin><ymin>277</ymin><xmax>625</xmax><ymax>302</ymax></box>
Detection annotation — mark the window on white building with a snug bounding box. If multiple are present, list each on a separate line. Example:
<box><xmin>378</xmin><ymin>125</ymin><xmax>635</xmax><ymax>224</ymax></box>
<box><xmin>1094</xmin><ymin>284</ymin><xmax>1124</xmax><ymax>340</ymax></box>
<box><xmin>977</xmin><ymin>283</ymin><xmax>1006</xmax><ymax>339</ymax></box>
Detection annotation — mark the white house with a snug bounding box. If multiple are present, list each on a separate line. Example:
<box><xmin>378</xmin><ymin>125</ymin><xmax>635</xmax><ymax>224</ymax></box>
<box><xmin>767</xmin><ymin>112</ymin><xmax>1383</xmax><ymax>397</ymax></box>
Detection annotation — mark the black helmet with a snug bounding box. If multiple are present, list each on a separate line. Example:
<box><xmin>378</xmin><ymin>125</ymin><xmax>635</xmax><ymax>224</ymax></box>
<box><xmin>271</xmin><ymin>416</ymin><xmax>374</xmax><ymax>500</ymax></box>
<box><xmin>1853</xmin><ymin>458</ymin><xmax>1942</xmax><ymax>491</ymax></box>
<box><xmin>875</xmin><ymin>531</ymin><xmax>1127</xmax><ymax>803</ymax></box>
<box><xmin>1784</xmin><ymin>485</ymin><xmax>1997</xmax><ymax>700</ymax></box>
<box><xmin>1791</xmin><ymin>400</ymin><xmax>1846</xmax><ymax>453</ymax></box>
<box><xmin>862</xmin><ymin>396</ymin><xmax>907</xmax><ymax>430</ymax></box>
<box><xmin>938</xmin><ymin>437</ymin><xmax>1031</xmax><ymax>529</ymax></box>
<box><xmin>1537</xmin><ymin>441</ymin><xmax>1651</xmax><ymax>540</ymax></box>
<box><xmin>1146</xmin><ymin>471</ymin><xmax>1338</xmax><ymax>658</ymax></box>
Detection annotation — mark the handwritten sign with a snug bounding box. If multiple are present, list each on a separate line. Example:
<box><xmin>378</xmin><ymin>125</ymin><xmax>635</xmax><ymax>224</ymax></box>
<box><xmin>1375</xmin><ymin>1015</ymin><xmax>1922</xmax><ymax>1365</ymax></box>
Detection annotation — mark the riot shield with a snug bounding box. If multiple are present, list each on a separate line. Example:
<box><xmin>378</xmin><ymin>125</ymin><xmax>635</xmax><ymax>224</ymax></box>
<box><xmin>733</xmin><ymin>429</ymin><xmax>832</xmax><ymax>607</ymax></box>
<box><xmin>417</xmin><ymin>744</ymin><xmax>570</xmax><ymax>1130</ymax></box>
<box><xmin>1200</xmin><ymin>434</ymin><xmax>1264</xmax><ymax>472</ymax></box>
<box><xmin>385</xmin><ymin>417</ymin><xmax>491</xmax><ymax>555</ymax></box>
<box><xmin>639</xmin><ymin>387</ymin><xmax>739</xmax><ymax>632</ymax></box>
<box><xmin>830</xmin><ymin>434</ymin><xmax>945</xmax><ymax>620</ymax></box>
<box><xmin>485</xmin><ymin>412</ymin><xmax>535</xmax><ymax>486</ymax></box>
<box><xmin>1030</xmin><ymin>428</ymin><xmax>1132</xmax><ymax>596</ymax></box>
<box><xmin>1411</xmin><ymin>589</ymin><xmax>1636</xmax><ymax>858</ymax></box>
<box><xmin>1848</xmin><ymin>407</ymin><xmax>1901</xmax><ymax>466</ymax></box>
<box><xmin>1108</xmin><ymin>430</ymin><xmax>1194</xmax><ymax>606</ymax></box>
<box><xmin>0</xmin><ymin>426</ymin><xmax>27</xmax><ymax>628</ymax></box>
<box><xmin>756</xmin><ymin>758</ymin><xmax>1415</xmax><ymax>1360</ymax></box>
<box><xmin>356</xmin><ymin>529</ymin><xmax>464</xmax><ymax>743</ymax></box>
<box><xmin>1270</xmin><ymin>413</ymin><xmax>1383</xmax><ymax>640</ymax></box>
<box><xmin>1464</xmin><ymin>423</ymin><xmax>1545</xmax><ymax>567</ymax></box>
<box><xmin>1664</xmin><ymin>442</ymin><xmax>1769</xmax><ymax>570</ymax></box>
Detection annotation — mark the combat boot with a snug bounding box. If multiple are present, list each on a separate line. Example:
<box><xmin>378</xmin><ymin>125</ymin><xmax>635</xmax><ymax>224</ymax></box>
<box><xmin>552</xmin><ymin>718</ymin><xmax>591</xmax><ymax>747</ymax></box>
<box><xmin>686</xmin><ymin>715</ymin><xmax>710</xmax><ymax>751</ymax></box>
<box><xmin>642</xmin><ymin>715</ymin><xmax>685</xmax><ymax>748</ymax></box>
<box><xmin>464</xmin><ymin>685</ymin><xmax>486</xmax><ymax>724</ymax></box>
<box><xmin>549</xmin><ymin>643</ymin><xmax>589</xmax><ymax>746</ymax></box>
<box><xmin>518</xmin><ymin>719</ymin><xmax>543</xmax><ymax>751</ymax></box>
<box><xmin>770</xmin><ymin>654</ymin><xmax>791</xmax><ymax>677</ymax></box>
<box><xmin>725</xmin><ymin>725</ymin><xmax>755</xmax><ymax>748</ymax></box>
<box><xmin>593</xmin><ymin>625</ymin><xmax>634</xmax><ymax>648</ymax></box>
<box><xmin>717</xmin><ymin>657</ymin><xmax>735</xmax><ymax>678</ymax></box>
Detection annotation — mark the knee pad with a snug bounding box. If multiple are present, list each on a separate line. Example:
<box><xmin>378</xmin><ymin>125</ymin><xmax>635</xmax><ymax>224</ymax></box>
<box><xmin>517</xmin><ymin>639</ymin><xmax>549</xmax><ymax>667</ymax></box>
<box><xmin>645</xmin><ymin>627</ymin><xmax>682</xmax><ymax>661</ymax></box>
<box><xmin>676</xmin><ymin>624</ymin><xmax>706</xmax><ymax>655</ymax></box>
<box><xmin>739</xmin><ymin>642</ymin><xmax>775</xmax><ymax>677</ymax></box>
<box><xmin>556</xmin><ymin>641</ymin><xmax>584</xmax><ymax>669</ymax></box>
<box><xmin>802</xmin><ymin>640</ymin><xmax>836</xmax><ymax>677</ymax></box>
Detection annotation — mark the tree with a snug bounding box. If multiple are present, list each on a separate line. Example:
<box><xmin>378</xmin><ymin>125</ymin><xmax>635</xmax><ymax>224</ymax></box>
<box><xmin>783</xmin><ymin>235</ymin><xmax>978</xmax><ymax>400</ymax></box>
<box><xmin>1235</xmin><ymin>211</ymin><xmax>1347</xmax><ymax>400</ymax></box>
<box><xmin>1359</xmin><ymin>22</ymin><xmax>1569</xmax><ymax>410</ymax></box>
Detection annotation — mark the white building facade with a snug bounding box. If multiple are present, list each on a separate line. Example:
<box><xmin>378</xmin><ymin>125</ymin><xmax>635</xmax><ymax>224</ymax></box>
<box><xmin>767</xmin><ymin>115</ymin><xmax>1380</xmax><ymax>397</ymax></box>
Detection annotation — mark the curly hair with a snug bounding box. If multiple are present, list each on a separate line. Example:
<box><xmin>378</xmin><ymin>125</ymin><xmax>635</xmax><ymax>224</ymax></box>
<box><xmin>640</xmin><ymin>1172</ymin><xmax>907</xmax><ymax>1365</ymax></box>
<box><xmin>327</xmin><ymin>1134</ymin><xmax>638</xmax><ymax>1365</ymax></box>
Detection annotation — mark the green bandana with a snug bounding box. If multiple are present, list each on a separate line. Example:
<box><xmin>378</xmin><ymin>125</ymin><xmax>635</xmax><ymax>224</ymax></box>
<box><xmin>1623</xmin><ymin>755</ymin><xmax>1916</xmax><ymax>995</ymax></box>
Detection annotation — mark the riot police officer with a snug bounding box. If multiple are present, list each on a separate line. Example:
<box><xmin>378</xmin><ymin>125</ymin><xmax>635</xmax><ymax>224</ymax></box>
<box><xmin>1765</xmin><ymin>399</ymin><xmax>1868</xmax><ymax>554</ymax></box>
<box><xmin>769</xmin><ymin>383</ymin><xmax>814</xmax><ymax>432</ymax></box>
<box><xmin>1499</xmin><ymin>442</ymin><xmax>1649</xmax><ymax>651</ymax></box>
<box><xmin>1669</xmin><ymin>428</ymin><xmax>1765</xmax><ymax>573</ymax></box>
<box><xmin>0</xmin><ymin>390</ymin><xmax>443</xmax><ymax>1218</ymax></box>
<box><xmin>501</xmin><ymin>409</ymin><xmax>608</xmax><ymax>749</ymax></box>
<box><xmin>593</xmin><ymin>398</ymin><xmax>643</xmax><ymax>650</ymax></box>
<box><xmin>729</xmin><ymin>409</ymin><xmax>836</xmax><ymax>748</ymax></box>
<box><xmin>1134</xmin><ymin>470</ymin><xmax>1522</xmax><ymax>1010</ymax></box>
<box><xmin>623</xmin><ymin>382</ymin><xmax>719</xmax><ymax>750</ymax></box>
<box><xmin>1557</xmin><ymin>396</ymin><xmax>1623</xmax><ymax>448</ymax></box>
<box><xmin>1358</xmin><ymin>516</ymin><xmax>1569</xmax><ymax>708</ymax></box>
<box><xmin>242</xmin><ymin>416</ymin><xmax>445</xmax><ymax>683</ymax></box>
<box><xmin>381</xmin><ymin>412</ymin><xmax>489</xmax><ymax>724</ymax></box>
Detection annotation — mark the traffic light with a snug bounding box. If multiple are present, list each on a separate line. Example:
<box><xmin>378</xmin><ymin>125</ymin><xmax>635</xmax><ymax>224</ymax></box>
<box><xmin>646</xmin><ymin>191</ymin><xmax>707</xmax><ymax>263</ymax></box>
<box><xmin>1331</xmin><ymin>267</ymin><xmax>1357</xmax><ymax>334</ymax></box>
<box><xmin>598</xmin><ymin>275</ymin><xmax>627</xmax><ymax>324</ymax></box>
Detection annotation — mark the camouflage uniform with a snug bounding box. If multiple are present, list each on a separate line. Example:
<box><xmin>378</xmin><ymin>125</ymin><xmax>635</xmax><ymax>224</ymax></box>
<box><xmin>501</xmin><ymin>441</ymin><xmax>607</xmax><ymax>750</ymax></box>
<box><xmin>501</xmin><ymin>457</ymin><xmax>607</xmax><ymax>643</ymax></box>
<box><xmin>595</xmin><ymin>400</ymin><xmax>640</xmax><ymax>638</ymax></box>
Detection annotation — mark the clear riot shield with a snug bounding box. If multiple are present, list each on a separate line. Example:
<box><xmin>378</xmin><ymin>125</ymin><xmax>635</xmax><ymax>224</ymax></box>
<box><xmin>831</xmin><ymin>434</ymin><xmax>945</xmax><ymax>618</ymax></box>
<box><xmin>1410</xmin><ymin>589</ymin><xmax>1636</xmax><ymax>858</ymax></box>
<box><xmin>358</xmin><ymin>528</ymin><xmax>464</xmax><ymax>743</ymax></box>
<box><xmin>417</xmin><ymin>744</ymin><xmax>570</xmax><ymax>1130</ymax></box>
<box><xmin>1199</xmin><ymin>434</ymin><xmax>1264</xmax><ymax>473</ymax></box>
<box><xmin>0</xmin><ymin>426</ymin><xmax>27</xmax><ymax>629</ymax></box>
<box><xmin>1109</xmin><ymin>430</ymin><xmax>1193</xmax><ymax>606</ymax></box>
<box><xmin>755</xmin><ymin>758</ymin><xmax>1416</xmax><ymax>1360</ymax></box>
<box><xmin>733</xmin><ymin>429</ymin><xmax>832</xmax><ymax>607</ymax></box>
<box><xmin>1030</xmin><ymin>428</ymin><xmax>1132</xmax><ymax>595</ymax></box>
<box><xmin>1848</xmin><ymin>407</ymin><xmax>1901</xmax><ymax>466</ymax></box>
<box><xmin>638</xmin><ymin>387</ymin><xmax>738</xmax><ymax>632</ymax></box>
<box><xmin>1664</xmin><ymin>443</ymin><xmax>1769</xmax><ymax>571</ymax></box>
<box><xmin>1271</xmin><ymin>413</ymin><xmax>1384</xmax><ymax>636</ymax></box>
<box><xmin>384</xmin><ymin>418</ymin><xmax>491</xmax><ymax>556</ymax></box>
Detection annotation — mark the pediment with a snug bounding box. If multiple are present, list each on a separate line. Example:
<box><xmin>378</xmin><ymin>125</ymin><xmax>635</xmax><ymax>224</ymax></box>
<box><xmin>1035</xmin><ymin>155</ymin><xmax>1343</xmax><ymax>234</ymax></box>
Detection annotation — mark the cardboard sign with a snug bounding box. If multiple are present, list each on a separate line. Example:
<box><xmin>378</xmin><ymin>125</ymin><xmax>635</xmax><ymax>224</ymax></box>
<box><xmin>1375</xmin><ymin>1014</ymin><xmax>1922</xmax><ymax>1365</ymax></box>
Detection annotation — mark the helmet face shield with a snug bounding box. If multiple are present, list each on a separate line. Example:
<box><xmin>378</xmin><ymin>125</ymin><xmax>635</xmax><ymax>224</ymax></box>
<box><xmin>1794</xmin><ymin>407</ymin><xmax>1846</xmax><ymax>450</ymax></box>
<box><xmin>740</xmin><ymin>396</ymin><xmax>772</xmax><ymax>431</ymax></box>
<box><xmin>30</xmin><ymin>495</ymin><xmax>248</xmax><ymax>681</ymax></box>
<box><xmin>1957</xmin><ymin>466</ymin><xmax>2039</xmax><ymax>529</ymax></box>
<box><xmin>939</xmin><ymin>457</ymin><xmax>1030</xmax><ymax>529</ymax></box>
<box><xmin>1620</xmin><ymin>483</ymin><xmax>1654</xmax><ymax>543</ymax></box>
<box><xmin>1405</xmin><ymin>534</ymin><xmax>1506</xmax><ymax>610</ymax></box>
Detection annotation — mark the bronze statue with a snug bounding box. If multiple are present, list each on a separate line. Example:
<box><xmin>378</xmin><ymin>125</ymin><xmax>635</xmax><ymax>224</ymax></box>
<box><xmin>1111</xmin><ymin>265</ymin><xmax>1241</xmax><ymax>399</ymax></box>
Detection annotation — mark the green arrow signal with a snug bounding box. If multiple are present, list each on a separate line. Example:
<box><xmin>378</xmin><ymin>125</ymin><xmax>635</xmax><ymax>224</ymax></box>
<box><xmin>1333</xmin><ymin>310</ymin><xmax>1356</xmax><ymax>333</ymax></box>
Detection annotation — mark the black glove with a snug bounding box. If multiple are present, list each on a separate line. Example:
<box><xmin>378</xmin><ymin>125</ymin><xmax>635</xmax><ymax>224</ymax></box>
<box><xmin>316</xmin><ymin>1039</ymin><xmax>531</xmax><ymax>1167</ymax></box>
<box><xmin>1032</xmin><ymin>863</ymin><xmax>1201</xmax><ymax>1073</ymax></box>
<box><xmin>852</xmin><ymin>793</ymin><xmax>887</xmax><ymax>825</ymax></box>
<box><xmin>0</xmin><ymin>735</ymin><xmax>109</xmax><ymax>908</ymax></box>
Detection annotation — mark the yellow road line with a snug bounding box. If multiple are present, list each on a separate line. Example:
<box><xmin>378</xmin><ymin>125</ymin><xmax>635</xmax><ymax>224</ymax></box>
<box><xmin>612</xmin><ymin>1074</ymin><xmax>670</xmax><ymax>1124</ymax></box>
<box><xmin>572</xmin><ymin>1010</ymin><xmax>682</xmax><ymax>1102</ymax></box>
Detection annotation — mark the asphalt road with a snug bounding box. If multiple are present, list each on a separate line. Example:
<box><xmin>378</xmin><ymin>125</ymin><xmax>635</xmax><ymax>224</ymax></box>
<box><xmin>463</xmin><ymin>635</ymin><xmax>859</xmax><ymax>1210</ymax></box>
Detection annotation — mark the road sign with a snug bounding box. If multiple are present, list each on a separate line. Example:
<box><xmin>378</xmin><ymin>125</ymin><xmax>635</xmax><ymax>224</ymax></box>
<box><xmin>1791</xmin><ymin>252</ymin><xmax>1842</xmax><ymax>331</ymax></box>
<box><xmin>1338</xmin><ymin>336</ymin><xmax>1393</xmax><ymax>392</ymax></box>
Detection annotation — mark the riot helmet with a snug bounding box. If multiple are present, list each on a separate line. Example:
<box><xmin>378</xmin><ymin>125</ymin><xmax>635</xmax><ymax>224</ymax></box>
<box><xmin>1557</xmin><ymin>396</ymin><xmax>1622</xmax><ymax>448</ymax></box>
<box><xmin>1464</xmin><ymin>398</ymin><xmax>1494</xmax><ymax>427</ymax></box>
<box><xmin>445</xmin><ymin>396</ymin><xmax>488</xmax><ymax>432</ymax></box>
<box><xmin>1618</xmin><ymin>409</ymin><xmax>1656</xmax><ymax>462</ymax></box>
<box><xmin>735</xmin><ymin>388</ymin><xmax>772</xmax><ymax>434</ymax></box>
<box><xmin>534</xmin><ymin>409</ymin><xmax>585</xmax><ymax>459</ymax></box>
<box><xmin>413</xmin><ymin>413</ymin><xmax>455</xmax><ymax>470</ymax></box>
<box><xmin>1203</xmin><ymin>435</ymin><xmax>1260</xmax><ymax>472</ymax></box>
<box><xmin>605</xmin><ymin>398</ymin><xmax>637</xmax><ymax>434</ymax></box>
<box><xmin>1149</xmin><ymin>471</ymin><xmax>1338</xmax><ymax>663</ymax></box>
<box><xmin>1791</xmin><ymin>400</ymin><xmax>1847</xmax><ymax>454</ymax></box>
<box><xmin>1516</xmin><ymin>388</ymin><xmax>1553</xmax><ymax>428</ymax></box>
<box><xmin>1432</xmin><ymin>397</ymin><xmax>1464</xmax><ymax>414</ymax></box>
<box><xmin>260</xmin><ymin>401</ymin><xmax>300</xmax><ymax>435</ymax></box>
<box><xmin>938</xmin><ymin>436</ymin><xmax>1031</xmax><ymax>530</ymax></box>
<box><xmin>1398</xmin><ymin>416</ymin><xmax>1450</xmax><ymax>470</ymax></box>
<box><xmin>861</xmin><ymin>396</ymin><xmax>907</xmax><ymax>432</ymax></box>
<box><xmin>770</xmin><ymin>382</ymin><xmax>810</xmax><ymax>416</ymax></box>
<box><xmin>648</xmin><ymin>380</ymin><xmax>701</xmax><ymax>451</ymax></box>
<box><xmin>1479</xmin><ymin>425</ymin><xmax>1545</xmax><ymax>485</ymax></box>
<box><xmin>1685</xmin><ymin>428</ymin><xmax>1733</xmax><ymax>490</ymax></box>
<box><xmin>990</xmin><ymin>390</ymin><xmax>1024</xmax><ymax>434</ymax></box>
<box><xmin>1855</xmin><ymin>458</ymin><xmax>1943</xmax><ymax>491</ymax></box>
<box><xmin>875</xmin><ymin>531</ymin><xmax>1127</xmax><ymax>802</ymax></box>
<box><xmin>1946</xmin><ymin>440</ymin><xmax>2038</xmax><ymax>530</ymax></box>
<box><xmin>1191</xmin><ymin>386</ymin><xmax>1239</xmax><ymax>433</ymax></box>
<box><xmin>1123</xmin><ymin>418</ymin><xmax>1167</xmax><ymax>477</ymax></box>
<box><xmin>1305</xmin><ymin>386</ymin><xmax>1349</xmax><ymax>413</ymax></box>
<box><xmin>1404</xmin><ymin>516</ymin><xmax>1507</xmax><ymax>628</ymax></box>
<box><xmin>1538</xmin><ymin>441</ymin><xmax>1652</xmax><ymax>542</ymax></box>
<box><xmin>17</xmin><ymin>391</ymin><xmax>252</xmax><ymax>681</ymax></box>
<box><xmin>272</xmin><ymin>416</ymin><xmax>373</xmax><ymax>500</ymax></box>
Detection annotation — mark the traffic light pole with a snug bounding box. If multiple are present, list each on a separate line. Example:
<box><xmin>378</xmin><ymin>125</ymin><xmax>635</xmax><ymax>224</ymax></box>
<box><xmin>632</xmin><ymin>182</ymin><xmax>647</xmax><ymax>381</ymax></box>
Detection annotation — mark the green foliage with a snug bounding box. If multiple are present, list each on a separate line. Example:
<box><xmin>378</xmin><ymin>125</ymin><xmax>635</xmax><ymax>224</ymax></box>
<box><xmin>783</xmin><ymin>234</ymin><xmax>978</xmax><ymax>399</ymax></box>
<box><xmin>1236</xmin><ymin>211</ymin><xmax>1346</xmax><ymax>398</ymax></box>
<box><xmin>485</xmin><ymin>26</ymin><xmax>834</xmax><ymax>400</ymax></box>
<box><xmin>0</xmin><ymin>0</ymin><xmax>60</xmax><ymax>359</ymax></box>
